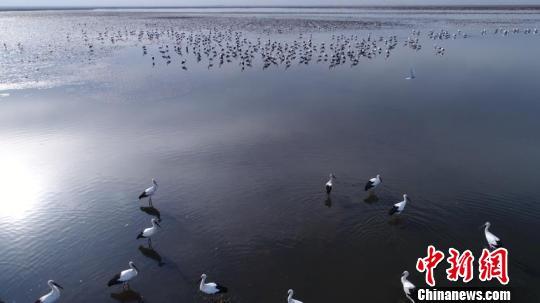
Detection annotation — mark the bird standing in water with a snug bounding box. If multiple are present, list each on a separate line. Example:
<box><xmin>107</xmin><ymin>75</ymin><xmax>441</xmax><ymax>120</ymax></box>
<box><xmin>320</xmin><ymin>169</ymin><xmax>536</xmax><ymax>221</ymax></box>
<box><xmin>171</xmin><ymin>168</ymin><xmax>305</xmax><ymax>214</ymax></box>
<box><xmin>325</xmin><ymin>173</ymin><xmax>336</xmax><ymax>194</ymax></box>
<box><xmin>199</xmin><ymin>273</ymin><xmax>228</xmax><ymax>294</ymax></box>
<box><xmin>401</xmin><ymin>271</ymin><xmax>416</xmax><ymax>303</ymax></box>
<box><xmin>35</xmin><ymin>280</ymin><xmax>63</xmax><ymax>303</ymax></box>
<box><xmin>365</xmin><ymin>174</ymin><xmax>382</xmax><ymax>192</ymax></box>
<box><xmin>389</xmin><ymin>194</ymin><xmax>410</xmax><ymax>215</ymax></box>
<box><xmin>139</xmin><ymin>178</ymin><xmax>158</xmax><ymax>206</ymax></box>
<box><xmin>108</xmin><ymin>261</ymin><xmax>139</xmax><ymax>290</ymax></box>
<box><xmin>287</xmin><ymin>289</ymin><xmax>303</xmax><ymax>303</ymax></box>
<box><xmin>483</xmin><ymin>222</ymin><xmax>502</xmax><ymax>249</ymax></box>
<box><xmin>137</xmin><ymin>217</ymin><xmax>161</xmax><ymax>247</ymax></box>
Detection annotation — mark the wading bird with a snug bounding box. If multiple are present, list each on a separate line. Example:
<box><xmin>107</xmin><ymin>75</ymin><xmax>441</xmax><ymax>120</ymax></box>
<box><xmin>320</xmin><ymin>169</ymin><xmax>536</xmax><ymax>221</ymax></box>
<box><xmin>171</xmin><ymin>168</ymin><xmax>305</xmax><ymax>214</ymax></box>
<box><xmin>139</xmin><ymin>179</ymin><xmax>158</xmax><ymax>206</ymax></box>
<box><xmin>35</xmin><ymin>280</ymin><xmax>63</xmax><ymax>303</ymax></box>
<box><xmin>287</xmin><ymin>289</ymin><xmax>303</xmax><ymax>303</ymax></box>
<box><xmin>389</xmin><ymin>194</ymin><xmax>410</xmax><ymax>215</ymax></box>
<box><xmin>401</xmin><ymin>271</ymin><xmax>416</xmax><ymax>303</ymax></box>
<box><xmin>365</xmin><ymin>174</ymin><xmax>382</xmax><ymax>191</ymax></box>
<box><xmin>108</xmin><ymin>261</ymin><xmax>139</xmax><ymax>290</ymax></box>
<box><xmin>137</xmin><ymin>217</ymin><xmax>161</xmax><ymax>247</ymax></box>
<box><xmin>199</xmin><ymin>273</ymin><xmax>228</xmax><ymax>294</ymax></box>
<box><xmin>483</xmin><ymin>222</ymin><xmax>502</xmax><ymax>249</ymax></box>
<box><xmin>325</xmin><ymin>173</ymin><xmax>336</xmax><ymax>194</ymax></box>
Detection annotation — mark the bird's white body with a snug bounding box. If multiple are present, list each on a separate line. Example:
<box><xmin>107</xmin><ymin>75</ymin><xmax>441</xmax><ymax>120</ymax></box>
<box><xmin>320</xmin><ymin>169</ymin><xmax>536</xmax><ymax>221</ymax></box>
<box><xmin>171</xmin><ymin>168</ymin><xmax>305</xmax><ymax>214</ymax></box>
<box><xmin>369</xmin><ymin>175</ymin><xmax>381</xmax><ymax>187</ymax></box>
<box><xmin>140</xmin><ymin>218</ymin><xmax>160</xmax><ymax>238</ymax></box>
<box><xmin>199</xmin><ymin>274</ymin><xmax>227</xmax><ymax>294</ymax></box>
<box><xmin>325</xmin><ymin>179</ymin><xmax>333</xmax><ymax>188</ymax></box>
<box><xmin>287</xmin><ymin>289</ymin><xmax>303</xmax><ymax>303</ymax></box>
<box><xmin>139</xmin><ymin>179</ymin><xmax>158</xmax><ymax>206</ymax></box>
<box><xmin>200</xmin><ymin>281</ymin><xmax>220</xmax><ymax>294</ymax></box>
<box><xmin>394</xmin><ymin>199</ymin><xmax>407</xmax><ymax>212</ymax></box>
<box><xmin>401</xmin><ymin>271</ymin><xmax>416</xmax><ymax>303</ymax></box>
<box><xmin>36</xmin><ymin>281</ymin><xmax>62</xmax><ymax>303</ymax></box>
<box><xmin>365</xmin><ymin>174</ymin><xmax>382</xmax><ymax>191</ymax></box>
<box><xmin>325</xmin><ymin>173</ymin><xmax>336</xmax><ymax>194</ymax></box>
<box><xmin>390</xmin><ymin>194</ymin><xmax>409</xmax><ymax>215</ymax></box>
<box><xmin>108</xmin><ymin>261</ymin><xmax>139</xmax><ymax>288</ymax></box>
<box><xmin>142</xmin><ymin>180</ymin><xmax>158</xmax><ymax>197</ymax></box>
<box><xmin>118</xmin><ymin>267</ymin><xmax>138</xmax><ymax>282</ymax></box>
<box><xmin>484</xmin><ymin>222</ymin><xmax>501</xmax><ymax>249</ymax></box>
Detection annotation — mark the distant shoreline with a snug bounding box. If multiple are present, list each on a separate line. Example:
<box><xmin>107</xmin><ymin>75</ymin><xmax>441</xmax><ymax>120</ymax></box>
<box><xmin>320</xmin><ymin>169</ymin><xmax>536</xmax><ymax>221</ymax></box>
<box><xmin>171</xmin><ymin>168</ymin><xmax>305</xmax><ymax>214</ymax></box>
<box><xmin>2</xmin><ymin>5</ymin><xmax>540</xmax><ymax>12</ymax></box>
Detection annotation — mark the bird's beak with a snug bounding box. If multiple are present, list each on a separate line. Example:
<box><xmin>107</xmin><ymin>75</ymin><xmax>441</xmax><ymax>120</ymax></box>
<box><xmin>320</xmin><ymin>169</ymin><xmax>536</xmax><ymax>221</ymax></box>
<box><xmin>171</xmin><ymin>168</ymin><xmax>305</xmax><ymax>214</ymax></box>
<box><xmin>133</xmin><ymin>264</ymin><xmax>140</xmax><ymax>272</ymax></box>
<box><xmin>53</xmin><ymin>282</ymin><xmax>64</xmax><ymax>289</ymax></box>
<box><xmin>155</xmin><ymin>221</ymin><xmax>161</xmax><ymax>228</ymax></box>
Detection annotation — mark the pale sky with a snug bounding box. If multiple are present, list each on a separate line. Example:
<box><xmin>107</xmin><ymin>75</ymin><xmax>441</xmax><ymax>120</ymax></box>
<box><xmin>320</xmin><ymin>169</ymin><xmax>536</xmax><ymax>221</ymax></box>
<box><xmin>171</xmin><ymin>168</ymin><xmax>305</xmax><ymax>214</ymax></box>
<box><xmin>1</xmin><ymin>0</ymin><xmax>539</xmax><ymax>7</ymax></box>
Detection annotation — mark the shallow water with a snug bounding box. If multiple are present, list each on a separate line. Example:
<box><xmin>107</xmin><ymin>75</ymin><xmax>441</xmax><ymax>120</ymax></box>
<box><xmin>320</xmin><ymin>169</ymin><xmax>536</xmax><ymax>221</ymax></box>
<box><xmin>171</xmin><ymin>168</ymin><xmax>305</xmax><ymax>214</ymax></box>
<box><xmin>0</xmin><ymin>7</ymin><xmax>540</xmax><ymax>303</ymax></box>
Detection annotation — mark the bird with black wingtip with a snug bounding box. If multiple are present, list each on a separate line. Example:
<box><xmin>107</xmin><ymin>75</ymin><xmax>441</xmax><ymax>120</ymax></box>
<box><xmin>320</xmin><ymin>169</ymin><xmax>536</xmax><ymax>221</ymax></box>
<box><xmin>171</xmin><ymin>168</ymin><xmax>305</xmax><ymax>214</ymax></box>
<box><xmin>325</xmin><ymin>173</ymin><xmax>336</xmax><ymax>195</ymax></box>
<box><xmin>108</xmin><ymin>261</ymin><xmax>139</xmax><ymax>290</ymax></box>
<box><xmin>138</xmin><ymin>178</ymin><xmax>158</xmax><ymax>206</ymax></box>
<box><xmin>35</xmin><ymin>280</ymin><xmax>63</xmax><ymax>303</ymax></box>
<box><xmin>389</xmin><ymin>194</ymin><xmax>410</xmax><ymax>215</ymax></box>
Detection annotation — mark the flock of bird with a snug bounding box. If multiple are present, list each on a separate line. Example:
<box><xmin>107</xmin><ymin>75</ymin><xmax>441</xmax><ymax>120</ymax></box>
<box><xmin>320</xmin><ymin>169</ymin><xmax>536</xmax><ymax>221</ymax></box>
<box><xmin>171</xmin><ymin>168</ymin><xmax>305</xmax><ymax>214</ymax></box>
<box><xmin>1</xmin><ymin>19</ymin><xmax>539</xmax><ymax>93</ymax></box>
<box><xmin>2</xmin><ymin>23</ymin><xmax>539</xmax><ymax>84</ymax></box>
<box><xmin>136</xmin><ymin>26</ymin><xmax>536</xmax><ymax>70</ymax></box>
<box><xmin>139</xmin><ymin>27</ymin><xmax>523</xmax><ymax>70</ymax></box>
<box><xmin>136</xmin><ymin>26</ymin><xmax>537</xmax><ymax>70</ymax></box>
<box><xmin>33</xmin><ymin>173</ymin><xmax>503</xmax><ymax>303</ymax></box>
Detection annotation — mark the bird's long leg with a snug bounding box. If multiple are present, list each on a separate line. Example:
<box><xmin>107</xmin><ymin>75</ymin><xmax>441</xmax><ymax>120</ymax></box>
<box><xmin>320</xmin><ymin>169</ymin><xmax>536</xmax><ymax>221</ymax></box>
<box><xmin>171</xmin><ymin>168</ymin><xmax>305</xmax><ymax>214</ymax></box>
<box><xmin>149</xmin><ymin>197</ymin><xmax>153</xmax><ymax>207</ymax></box>
<box><xmin>148</xmin><ymin>238</ymin><xmax>152</xmax><ymax>248</ymax></box>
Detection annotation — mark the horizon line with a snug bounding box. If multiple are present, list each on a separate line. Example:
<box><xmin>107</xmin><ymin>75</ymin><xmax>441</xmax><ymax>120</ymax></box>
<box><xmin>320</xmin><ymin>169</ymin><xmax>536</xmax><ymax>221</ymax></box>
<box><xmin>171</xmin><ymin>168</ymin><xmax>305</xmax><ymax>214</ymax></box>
<box><xmin>2</xmin><ymin>4</ymin><xmax>540</xmax><ymax>10</ymax></box>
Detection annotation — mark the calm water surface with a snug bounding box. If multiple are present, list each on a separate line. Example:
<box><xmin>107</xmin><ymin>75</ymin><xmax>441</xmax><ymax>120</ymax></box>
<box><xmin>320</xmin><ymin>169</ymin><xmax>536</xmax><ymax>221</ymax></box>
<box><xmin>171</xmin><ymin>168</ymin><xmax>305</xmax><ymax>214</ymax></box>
<box><xmin>0</xmin><ymin>8</ymin><xmax>539</xmax><ymax>303</ymax></box>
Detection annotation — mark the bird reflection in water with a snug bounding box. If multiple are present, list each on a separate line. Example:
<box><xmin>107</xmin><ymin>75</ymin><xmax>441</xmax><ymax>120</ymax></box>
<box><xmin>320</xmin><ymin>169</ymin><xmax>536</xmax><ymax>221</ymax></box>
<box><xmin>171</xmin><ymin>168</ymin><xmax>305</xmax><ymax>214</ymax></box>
<box><xmin>110</xmin><ymin>289</ymin><xmax>144</xmax><ymax>303</ymax></box>
<box><xmin>200</xmin><ymin>297</ymin><xmax>233</xmax><ymax>303</ymax></box>
<box><xmin>139</xmin><ymin>206</ymin><xmax>161</xmax><ymax>222</ymax></box>
<box><xmin>324</xmin><ymin>196</ymin><xmax>332</xmax><ymax>208</ymax></box>
<box><xmin>388</xmin><ymin>216</ymin><xmax>407</xmax><ymax>226</ymax></box>
<box><xmin>364</xmin><ymin>194</ymin><xmax>379</xmax><ymax>204</ymax></box>
<box><xmin>138</xmin><ymin>245</ymin><xmax>165</xmax><ymax>267</ymax></box>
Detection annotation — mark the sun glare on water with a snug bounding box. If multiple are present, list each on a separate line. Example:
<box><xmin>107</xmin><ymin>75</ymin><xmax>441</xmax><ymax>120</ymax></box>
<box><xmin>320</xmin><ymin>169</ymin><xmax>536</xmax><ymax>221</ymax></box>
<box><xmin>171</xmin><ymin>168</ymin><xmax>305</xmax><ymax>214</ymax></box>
<box><xmin>0</xmin><ymin>152</ymin><xmax>45</xmax><ymax>219</ymax></box>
